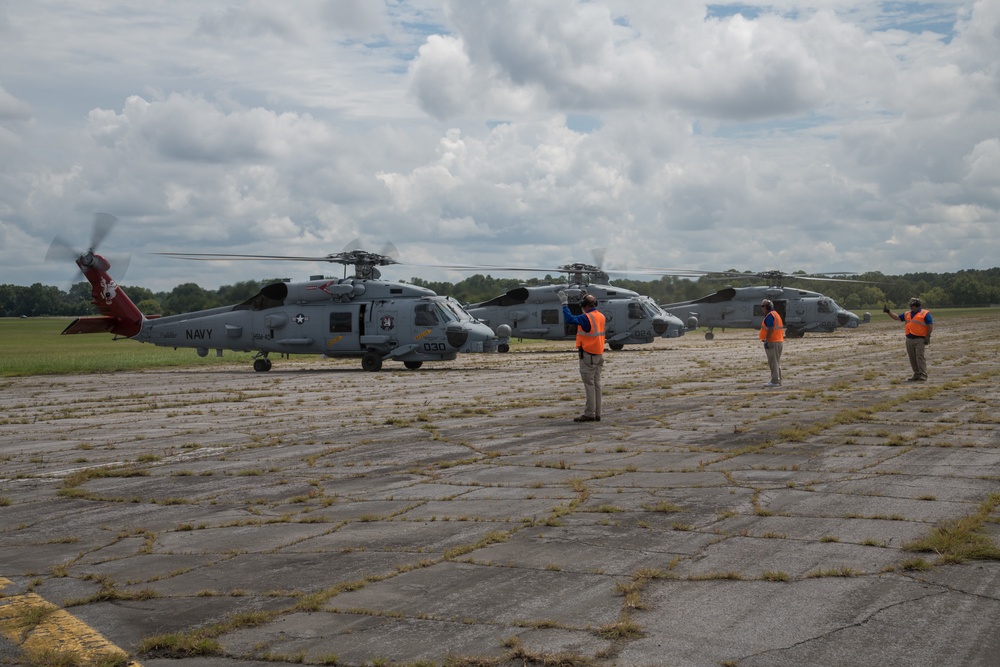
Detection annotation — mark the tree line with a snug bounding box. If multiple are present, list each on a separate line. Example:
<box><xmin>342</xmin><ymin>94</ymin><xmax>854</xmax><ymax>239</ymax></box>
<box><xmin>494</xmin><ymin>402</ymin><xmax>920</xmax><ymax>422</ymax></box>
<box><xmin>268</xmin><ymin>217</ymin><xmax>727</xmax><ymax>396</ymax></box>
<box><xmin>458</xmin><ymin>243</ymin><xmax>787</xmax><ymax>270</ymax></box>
<box><xmin>3</xmin><ymin>268</ymin><xmax>999</xmax><ymax>318</ymax></box>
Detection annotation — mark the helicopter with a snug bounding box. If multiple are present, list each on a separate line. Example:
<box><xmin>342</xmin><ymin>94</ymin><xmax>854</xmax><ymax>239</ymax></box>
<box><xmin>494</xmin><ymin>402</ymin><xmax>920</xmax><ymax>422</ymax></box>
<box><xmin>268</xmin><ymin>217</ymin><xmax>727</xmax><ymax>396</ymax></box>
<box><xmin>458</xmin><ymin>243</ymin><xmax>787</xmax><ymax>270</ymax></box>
<box><xmin>465</xmin><ymin>262</ymin><xmax>686</xmax><ymax>352</ymax></box>
<box><xmin>659</xmin><ymin>270</ymin><xmax>871</xmax><ymax>340</ymax></box>
<box><xmin>48</xmin><ymin>215</ymin><xmax>500</xmax><ymax>372</ymax></box>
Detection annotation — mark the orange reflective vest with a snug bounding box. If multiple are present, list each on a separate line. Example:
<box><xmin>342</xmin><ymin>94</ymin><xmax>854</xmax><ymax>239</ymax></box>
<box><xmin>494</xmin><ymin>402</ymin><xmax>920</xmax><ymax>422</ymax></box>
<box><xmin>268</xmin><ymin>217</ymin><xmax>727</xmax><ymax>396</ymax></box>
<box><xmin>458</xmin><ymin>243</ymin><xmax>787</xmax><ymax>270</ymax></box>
<box><xmin>576</xmin><ymin>309</ymin><xmax>606</xmax><ymax>354</ymax></box>
<box><xmin>904</xmin><ymin>309</ymin><xmax>930</xmax><ymax>337</ymax></box>
<box><xmin>759</xmin><ymin>310</ymin><xmax>785</xmax><ymax>342</ymax></box>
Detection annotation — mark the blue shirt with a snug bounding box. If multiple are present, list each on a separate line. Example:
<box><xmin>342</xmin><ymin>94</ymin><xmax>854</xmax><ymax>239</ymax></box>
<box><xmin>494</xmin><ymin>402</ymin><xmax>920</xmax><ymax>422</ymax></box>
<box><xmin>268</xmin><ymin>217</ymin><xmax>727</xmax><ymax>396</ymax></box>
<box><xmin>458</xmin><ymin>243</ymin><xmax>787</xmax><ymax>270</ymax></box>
<box><xmin>763</xmin><ymin>312</ymin><xmax>778</xmax><ymax>329</ymax></box>
<box><xmin>563</xmin><ymin>305</ymin><xmax>592</xmax><ymax>332</ymax></box>
<box><xmin>896</xmin><ymin>311</ymin><xmax>932</xmax><ymax>324</ymax></box>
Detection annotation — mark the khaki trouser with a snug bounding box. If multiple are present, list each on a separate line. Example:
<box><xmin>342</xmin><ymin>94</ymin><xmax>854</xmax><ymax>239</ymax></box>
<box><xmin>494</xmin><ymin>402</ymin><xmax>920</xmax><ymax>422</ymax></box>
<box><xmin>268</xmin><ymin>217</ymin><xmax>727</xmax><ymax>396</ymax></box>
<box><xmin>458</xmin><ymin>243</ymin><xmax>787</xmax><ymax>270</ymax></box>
<box><xmin>579</xmin><ymin>352</ymin><xmax>604</xmax><ymax>418</ymax></box>
<box><xmin>906</xmin><ymin>337</ymin><xmax>927</xmax><ymax>379</ymax></box>
<box><xmin>765</xmin><ymin>342</ymin><xmax>783</xmax><ymax>384</ymax></box>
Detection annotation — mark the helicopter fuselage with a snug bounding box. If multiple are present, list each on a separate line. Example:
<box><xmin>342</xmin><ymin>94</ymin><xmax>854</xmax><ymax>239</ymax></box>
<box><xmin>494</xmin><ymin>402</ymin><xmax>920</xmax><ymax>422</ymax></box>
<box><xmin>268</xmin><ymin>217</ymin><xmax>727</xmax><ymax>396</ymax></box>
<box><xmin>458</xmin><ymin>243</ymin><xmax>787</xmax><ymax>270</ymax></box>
<box><xmin>662</xmin><ymin>285</ymin><xmax>869</xmax><ymax>340</ymax></box>
<box><xmin>135</xmin><ymin>279</ymin><xmax>498</xmax><ymax>370</ymax></box>
<box><xmin>64</xmin><ymin>264</ymin><xmax>499</xmax><ymax>371</ymax></box>
<box><xmin>468</xmin><ymin>283</ymin><xmax>685</xmax><ymax>351</ymax></box>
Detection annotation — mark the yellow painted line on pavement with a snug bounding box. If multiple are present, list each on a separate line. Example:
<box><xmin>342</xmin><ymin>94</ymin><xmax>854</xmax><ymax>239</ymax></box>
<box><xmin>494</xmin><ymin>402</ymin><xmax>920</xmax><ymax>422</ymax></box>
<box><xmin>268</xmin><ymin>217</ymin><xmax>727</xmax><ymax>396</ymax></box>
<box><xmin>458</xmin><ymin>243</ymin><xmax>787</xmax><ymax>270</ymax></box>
<box><xmin>0</xmin><ymin>577</ymin><xmax>141</xmax><ymax>665</ymax></box>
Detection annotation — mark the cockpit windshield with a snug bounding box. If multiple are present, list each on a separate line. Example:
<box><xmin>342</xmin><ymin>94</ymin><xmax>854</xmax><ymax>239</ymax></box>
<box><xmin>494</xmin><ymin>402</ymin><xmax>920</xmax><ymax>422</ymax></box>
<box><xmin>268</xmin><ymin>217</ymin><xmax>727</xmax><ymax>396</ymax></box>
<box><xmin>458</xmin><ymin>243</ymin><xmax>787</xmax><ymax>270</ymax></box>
<box><xmin>435</xmin><ymin>297</ymin><xmax>474</xmax><ymax>322</ymax></box>
<box><xmin>639</xmin><ymin>297</ymin><xmax>665</xmax><ymax>317</ymax></box>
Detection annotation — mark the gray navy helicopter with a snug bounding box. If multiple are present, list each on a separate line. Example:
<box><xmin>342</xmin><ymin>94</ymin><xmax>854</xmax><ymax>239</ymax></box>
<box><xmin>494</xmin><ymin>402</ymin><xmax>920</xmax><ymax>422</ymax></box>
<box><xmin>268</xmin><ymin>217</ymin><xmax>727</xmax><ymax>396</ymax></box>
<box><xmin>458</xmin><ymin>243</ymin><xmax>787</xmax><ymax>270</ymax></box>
<box><xmin>49</xmin><ymin>214</ymin><xmax>500</xmax><ymax>371</ymax></box>
<box><xmin>660</xmin><ymin>270</ymin><xmax>871</xmax><ymax>340</ymax></box>
<box><xmin>466</xmin><ymin>262</ymin><xmax>686</xmax><ymax>352</ymax></box>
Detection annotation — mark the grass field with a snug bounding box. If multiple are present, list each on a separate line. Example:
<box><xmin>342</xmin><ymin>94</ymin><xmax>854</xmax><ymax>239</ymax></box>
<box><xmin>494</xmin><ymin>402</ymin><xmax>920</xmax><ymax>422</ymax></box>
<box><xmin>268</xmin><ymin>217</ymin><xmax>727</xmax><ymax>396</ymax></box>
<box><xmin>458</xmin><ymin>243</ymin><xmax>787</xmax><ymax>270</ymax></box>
<box><xmin>1</xmin><ymin>317</ymin><xmax>256</xmax><ymax>376</ymax></box>
<box><xmin>3</xmin><ymin>308</ymin><xmax>998</xmax><ymax>377</ymax></box>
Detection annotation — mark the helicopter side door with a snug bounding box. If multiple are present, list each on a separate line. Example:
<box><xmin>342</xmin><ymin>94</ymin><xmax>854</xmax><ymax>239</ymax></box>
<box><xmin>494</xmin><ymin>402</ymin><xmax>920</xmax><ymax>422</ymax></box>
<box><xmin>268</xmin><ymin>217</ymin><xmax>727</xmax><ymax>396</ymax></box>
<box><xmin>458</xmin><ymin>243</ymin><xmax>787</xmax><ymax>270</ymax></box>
<box><xmin>752</xmin><ymin>300</ymin><xmax>788</xmax><ymax>330</ymax></box>
<box><xmin>324</xmin><ymin>303</ymin><xmax>364</xmax><ymax>355</ymax></box>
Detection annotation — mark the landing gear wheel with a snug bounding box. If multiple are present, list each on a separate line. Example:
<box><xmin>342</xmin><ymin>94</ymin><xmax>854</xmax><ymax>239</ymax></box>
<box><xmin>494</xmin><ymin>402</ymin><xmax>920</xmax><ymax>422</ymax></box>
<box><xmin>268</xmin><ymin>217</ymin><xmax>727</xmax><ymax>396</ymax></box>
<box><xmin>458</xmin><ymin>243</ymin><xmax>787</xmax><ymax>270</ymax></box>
<box><xmin>705</xmin><ymin>332</ymin><xmax>714</xmax><ymax>340</ymax></box>
<box><xmin>404</xmin><ymin>361</ymin><xmax>423</xmax><ymax>370</ymax></box>
<box><xmin>498</xmin><ymin>344</ymin><xmax>510</xmax><ymax>353</ymax></box>
<box><xmin>361</xmin><ymin>351</ymin><xmax>383</xmax><ymax>372</ymax></box>
<box><xmin>609</xmin><ymin>343</ymin><xmax>624</xmax><ymax>351</ymax></box>
<box><xmin>253</xmin><ymin>358</ymin><xmax>272</xmax><ymax>372</ymax></box>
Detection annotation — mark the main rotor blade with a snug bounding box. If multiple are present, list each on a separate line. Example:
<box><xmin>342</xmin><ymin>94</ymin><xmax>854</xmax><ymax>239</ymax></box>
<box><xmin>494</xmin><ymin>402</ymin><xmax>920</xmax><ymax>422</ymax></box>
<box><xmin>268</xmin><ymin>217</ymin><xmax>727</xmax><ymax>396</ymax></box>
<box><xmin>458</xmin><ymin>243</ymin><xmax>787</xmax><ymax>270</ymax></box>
<box><xmin>785</xmin><ymin>274</ymin><xmax>873</xmax><ymax>284</ymax></box>
<box><xmin>154</xmin><ymin>252</ymin><xmax>343</xmax><ymax>262</ymax></box>
<box><xmin>379</xmin><ymin>241</ymin><xmax>400</xmax><ymax>261</ymax></box>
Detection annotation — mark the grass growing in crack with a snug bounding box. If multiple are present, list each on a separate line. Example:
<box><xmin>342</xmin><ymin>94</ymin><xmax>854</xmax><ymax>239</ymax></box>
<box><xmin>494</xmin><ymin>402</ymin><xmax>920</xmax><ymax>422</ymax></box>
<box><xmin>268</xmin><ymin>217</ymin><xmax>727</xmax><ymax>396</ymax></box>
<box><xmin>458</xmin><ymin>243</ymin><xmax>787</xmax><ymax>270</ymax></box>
<box><xmin>597</xmin><ymin>615</ymin><xmax>644</xmax><ymax>640</ymax></box>
<box><xmin>642</xmin><ymin>500</ymin><xmax>683</xmax><ymax>513</ymax></box>
<box><xmin>688</xmin><ymin>571</ymin><xmax>743</xmax><ymax>581</ymax></box>
<box><xmin>137</xmin><ymin>633</ymin><xmax>223</xmax><ymax>657</ymax></box>
<box><xmin>139</xmin><ymin>610</ymin><xmax>280</xmax><ymax>658</ymax></box>
<box><xmin>899</xmin><ymin>558</ymin><xmax>933</xmax><ymax>571</ymax></box>
<box><xmin>64</xmin><ymin>583</ymin><xmax>160</xmax><ymax>607</ymax></box>
<box><xmin>806</xmin><ymin>566</ymin><xmax>860</xmax><ymax>578</ymax></box>
<box><xmin>903</xmin><ymin>493</ymin><xmax>1000</xmax><ymax>563</ymax></box>
<box><xmin>443</xmin><ymin>530</ymin><xmax>514</xmax><ymax>559</ymax></box>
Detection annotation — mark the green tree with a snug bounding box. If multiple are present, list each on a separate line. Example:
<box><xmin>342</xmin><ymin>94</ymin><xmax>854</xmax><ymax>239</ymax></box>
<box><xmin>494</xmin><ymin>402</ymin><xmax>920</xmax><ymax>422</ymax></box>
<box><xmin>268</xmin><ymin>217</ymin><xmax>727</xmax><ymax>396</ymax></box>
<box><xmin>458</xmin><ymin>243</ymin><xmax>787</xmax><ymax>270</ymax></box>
<box><xmin>162</xmin><ymin>283</ymin><xmax>220</xmax><ymax>315</ymax></box>
<box><xmin>920</xmin><ymin>286</ymin><xmax>949</xmax><ymax>307</ymax></box>
<box><xmin>948</xmin><ymin>274</ymin><xmax>988</xmax><ymax>306</ymax></box>
<box><xmin>24</xmin><ymin>283</ymin><xmax>65</xmax><ymax>316</ymax></box>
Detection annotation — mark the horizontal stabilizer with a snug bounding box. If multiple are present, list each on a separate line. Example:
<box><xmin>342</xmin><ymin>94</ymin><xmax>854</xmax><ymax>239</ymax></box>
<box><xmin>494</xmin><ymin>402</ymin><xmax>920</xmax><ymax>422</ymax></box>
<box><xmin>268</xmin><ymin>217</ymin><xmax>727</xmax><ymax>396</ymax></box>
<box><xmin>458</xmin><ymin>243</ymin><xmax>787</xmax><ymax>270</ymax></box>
<box><xmin>62</xmin><ymin>317</ymin><xmax>119</xmax><ymax>335</ymax></box>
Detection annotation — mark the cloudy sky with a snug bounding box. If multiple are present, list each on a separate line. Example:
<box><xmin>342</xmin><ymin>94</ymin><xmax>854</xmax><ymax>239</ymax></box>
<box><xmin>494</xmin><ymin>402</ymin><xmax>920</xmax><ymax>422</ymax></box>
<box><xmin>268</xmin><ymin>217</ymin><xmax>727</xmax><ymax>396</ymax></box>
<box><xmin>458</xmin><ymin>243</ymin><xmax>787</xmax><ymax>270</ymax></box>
<box><xmin>2</xmin><ymin>0</ymin><xmax>997</xmax><ymax>292</ymax></box>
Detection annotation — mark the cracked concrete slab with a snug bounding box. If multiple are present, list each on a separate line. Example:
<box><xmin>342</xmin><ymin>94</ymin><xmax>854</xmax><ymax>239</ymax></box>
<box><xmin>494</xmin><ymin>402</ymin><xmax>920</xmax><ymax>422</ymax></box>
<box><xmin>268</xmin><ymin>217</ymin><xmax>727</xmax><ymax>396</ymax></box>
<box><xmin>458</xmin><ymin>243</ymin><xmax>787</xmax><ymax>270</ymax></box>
<box><xmin>2</xmin><ymin>314</ymin><xmax>998</xmax><ymax>666</ymax></box>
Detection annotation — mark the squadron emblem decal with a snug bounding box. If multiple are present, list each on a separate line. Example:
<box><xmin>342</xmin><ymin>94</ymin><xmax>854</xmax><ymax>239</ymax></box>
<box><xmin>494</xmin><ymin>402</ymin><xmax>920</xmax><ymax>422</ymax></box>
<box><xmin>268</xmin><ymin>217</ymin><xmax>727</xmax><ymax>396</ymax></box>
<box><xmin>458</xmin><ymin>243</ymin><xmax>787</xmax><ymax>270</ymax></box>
<box><xmin>99</xmin><ymin>277</ymin><xmax>118</xmax><ymax>304</ymax></box>
<box><xmin>380</xmin><ymin>315</ymin><xmax>395</xmax><ymax>331</ymax></box>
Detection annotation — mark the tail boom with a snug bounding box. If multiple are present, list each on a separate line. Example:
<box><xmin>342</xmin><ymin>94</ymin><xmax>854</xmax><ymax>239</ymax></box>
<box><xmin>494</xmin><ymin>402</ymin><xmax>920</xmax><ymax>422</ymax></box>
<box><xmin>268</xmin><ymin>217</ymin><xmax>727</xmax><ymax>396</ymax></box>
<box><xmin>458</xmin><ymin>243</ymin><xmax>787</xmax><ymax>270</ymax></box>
<box><xmin>69</xmin><ymin>253</ymin><xmax>144</xmax><ymax>338</ymax></box>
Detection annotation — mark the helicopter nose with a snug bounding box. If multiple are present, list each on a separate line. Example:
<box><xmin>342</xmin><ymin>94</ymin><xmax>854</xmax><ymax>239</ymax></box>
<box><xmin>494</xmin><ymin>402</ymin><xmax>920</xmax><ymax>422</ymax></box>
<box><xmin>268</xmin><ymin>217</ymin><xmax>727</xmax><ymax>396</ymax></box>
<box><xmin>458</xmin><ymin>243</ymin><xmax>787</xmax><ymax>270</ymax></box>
<box><xmin>652</xmin><ymin>317</ymin><xmax>669</xmax><ymax>335</ymax></box>
<box><xmin>838</xmin><ymin>311</ymin><xmax>860</xmax><ymax>328</ymax></box>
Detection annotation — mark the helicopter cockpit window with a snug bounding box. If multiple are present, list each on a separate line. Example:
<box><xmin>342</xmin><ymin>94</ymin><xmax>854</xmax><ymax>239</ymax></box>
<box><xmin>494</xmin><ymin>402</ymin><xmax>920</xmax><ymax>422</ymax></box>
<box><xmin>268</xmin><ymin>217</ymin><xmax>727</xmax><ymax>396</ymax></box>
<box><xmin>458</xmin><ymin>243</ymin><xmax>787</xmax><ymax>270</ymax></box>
<box><xmin>433</xmin><ymin>302</ymin><xmax>457</xmax><ymax>323</ymax></box>
<box><xmin>641</xmin><ymin>298</ymin><xmax>665</xmax><ymax>317</ymax></box>
<box><xmin>442</xmin><ymin>299</ymin><xmax>471</xmax><ymax>322</ymax></box>
<box><xmin>329</xmin><ymin>312</ymin><xmax>352</xmax><ymax>333</ymax></box>
<box><xmin>628</xmin><ymin>302</ymin><xmax>644</xmax><ymax>319</ymax></box>
<box><xmin>541</xmin><ymin>309</ymin><xmax>560</xmax><ymax>325</ymax></box>
<box><xmin>818</xmin><ymin>299</ymin><xmax>832</xmax><ymax>313</ymax></box>
<box><xmin>414</xmin><ymin>304</ymin><xmax>439</xmax><ymax>326</ymax></box>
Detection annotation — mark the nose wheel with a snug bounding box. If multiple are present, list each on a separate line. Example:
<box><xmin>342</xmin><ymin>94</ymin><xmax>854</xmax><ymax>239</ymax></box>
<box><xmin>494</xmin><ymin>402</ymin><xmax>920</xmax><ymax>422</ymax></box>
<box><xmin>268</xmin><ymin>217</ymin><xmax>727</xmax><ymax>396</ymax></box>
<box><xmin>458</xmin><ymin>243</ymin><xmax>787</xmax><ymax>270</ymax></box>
<box><xmin>253</xmin><ymin>356</ymin><xmax>272</xmax><ymax>372</ymax></box>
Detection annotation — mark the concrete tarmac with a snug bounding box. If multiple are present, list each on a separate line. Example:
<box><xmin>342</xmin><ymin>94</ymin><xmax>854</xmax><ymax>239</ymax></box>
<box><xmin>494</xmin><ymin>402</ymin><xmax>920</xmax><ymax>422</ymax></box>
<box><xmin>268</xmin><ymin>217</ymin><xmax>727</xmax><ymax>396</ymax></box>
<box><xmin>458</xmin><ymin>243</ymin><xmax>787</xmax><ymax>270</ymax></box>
<box><xmin>1</xmin><ymin>314</ymin><xmax>998</xmax><ymax>666</ymax></box>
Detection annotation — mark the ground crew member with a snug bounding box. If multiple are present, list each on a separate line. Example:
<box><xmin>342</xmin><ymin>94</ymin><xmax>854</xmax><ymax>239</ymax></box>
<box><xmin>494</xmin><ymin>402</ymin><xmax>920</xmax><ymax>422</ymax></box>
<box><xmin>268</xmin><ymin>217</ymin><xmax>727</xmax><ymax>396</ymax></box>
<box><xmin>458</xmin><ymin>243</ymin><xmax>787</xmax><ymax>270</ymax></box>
<box><xmin>884</xmin><ymin>297</ymin><xmax>933</xmax><ymax>381</ymax></box>
<box><xmin>760</xmin><ymin>299</ymin><xmax>784</xmax><ymax>387</ymax></box>
<box><xmin>558</xmin><ymin>290</ymin><xmax>606</xmax><ymax>422</ymax></box>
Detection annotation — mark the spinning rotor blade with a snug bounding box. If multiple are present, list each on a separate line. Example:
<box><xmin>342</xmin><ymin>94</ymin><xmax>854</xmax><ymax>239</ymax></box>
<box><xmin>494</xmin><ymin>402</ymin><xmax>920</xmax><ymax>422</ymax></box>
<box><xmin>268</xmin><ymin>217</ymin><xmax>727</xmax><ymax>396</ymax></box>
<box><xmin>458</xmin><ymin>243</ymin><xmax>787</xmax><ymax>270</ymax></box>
<box><xmin>706</xmin><ymin>270</ymin><xmax>874</xmax><ymax>285</ymax></box>
<box><xmin>380</xmin><ymin>241</ymin><xmax>400</xmax><ymax>262</ymax></box>
<box><xmin>46</xmin><ymin>212</ymin><xmax>125</xmax><ymax>288</ymax></box>
<box><xmin>154</xmin><ymin>252</ymin><xmax>339</xmax><ymax>262</ymax></box>
<box><xmin>45</xmin><ymin>235</ymin><xmax>80</xmax><ymax>263</ymax></box>
<box><xmin>590</xmin><ymin>247</ymin><xmax>606</xmax><ymax>271</ymax></box>
<box><xmin>89</xmin><ymin>212</ymin><xmax>118</xmax><ymax>252</ymax></box>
